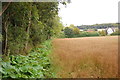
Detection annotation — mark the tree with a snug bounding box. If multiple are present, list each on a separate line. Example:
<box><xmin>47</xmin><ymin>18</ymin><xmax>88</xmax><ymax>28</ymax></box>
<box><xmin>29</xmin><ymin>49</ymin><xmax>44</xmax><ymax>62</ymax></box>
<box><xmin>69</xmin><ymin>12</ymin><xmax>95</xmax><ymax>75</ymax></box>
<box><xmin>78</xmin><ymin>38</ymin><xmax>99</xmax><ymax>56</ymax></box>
<box><xmin>2</xmin><ymin>2</ymin><xmax>63</xmax><ymax>55</ymax></box>
<box><xmin>64</xmin><ymin>27</ymin><xmax>74</xmax><ymax>38</ymax></box>
<box><xmin>98</xmin><ymin>30</ymin><xmax>107</xmax><ymax>36</ymax></box>
<box><xmin>50</xmin><ymin>15</ymin><xmax>64</xmax><ymax>36</ymax></box>
<box><xmin>0</xmin><ymin>0</ymin><xmax>12</xmax><ymax>16</ymax></box>
<box><xmin>69</xmin><ymin>24</ymin><xmax>75</xmax><ymax>28</ymax></box>
<box><xmin>69</xmin><ymin>24</ymin><xmax>80</xmax><ymax>35</ymax></box>
<box><xmin>73</xmin><ymin>27</ymin><xmax>80</xmax><ymax>35</ymax></box>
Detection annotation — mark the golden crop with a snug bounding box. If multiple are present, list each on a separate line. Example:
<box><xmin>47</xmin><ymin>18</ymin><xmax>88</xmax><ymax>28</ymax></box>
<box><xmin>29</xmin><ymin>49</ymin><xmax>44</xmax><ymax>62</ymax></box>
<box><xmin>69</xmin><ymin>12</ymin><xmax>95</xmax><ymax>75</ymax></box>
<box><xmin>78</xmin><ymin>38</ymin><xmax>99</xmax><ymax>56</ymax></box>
<box><xmin>51</xmin><ymin>36</ymin><xmax>118</xmax><ymax>78</ymax></box>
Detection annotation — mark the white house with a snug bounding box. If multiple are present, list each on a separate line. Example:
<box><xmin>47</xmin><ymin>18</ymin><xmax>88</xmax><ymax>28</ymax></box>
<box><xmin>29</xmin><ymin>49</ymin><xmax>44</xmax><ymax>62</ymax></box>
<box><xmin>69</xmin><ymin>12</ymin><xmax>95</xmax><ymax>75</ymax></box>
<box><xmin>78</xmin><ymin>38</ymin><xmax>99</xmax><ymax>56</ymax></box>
<box><xmin>106</xmin><ymin>28</ymin><xmax>114</xmax><ymax>35</ymax></box>
<box><xmin>97</xmin><ymin>27</ymin><xmax>117</xmax><ymax>35</ymax></box>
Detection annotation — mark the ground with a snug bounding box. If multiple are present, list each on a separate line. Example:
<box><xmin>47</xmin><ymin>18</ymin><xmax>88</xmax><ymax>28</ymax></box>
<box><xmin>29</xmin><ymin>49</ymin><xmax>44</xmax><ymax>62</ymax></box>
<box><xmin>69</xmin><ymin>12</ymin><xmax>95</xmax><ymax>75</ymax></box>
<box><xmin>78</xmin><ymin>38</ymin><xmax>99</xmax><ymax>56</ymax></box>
<box><xmin>51</xmin><ymin>36</ymin><xmax>118</xmax><ymax>78</ymax></box>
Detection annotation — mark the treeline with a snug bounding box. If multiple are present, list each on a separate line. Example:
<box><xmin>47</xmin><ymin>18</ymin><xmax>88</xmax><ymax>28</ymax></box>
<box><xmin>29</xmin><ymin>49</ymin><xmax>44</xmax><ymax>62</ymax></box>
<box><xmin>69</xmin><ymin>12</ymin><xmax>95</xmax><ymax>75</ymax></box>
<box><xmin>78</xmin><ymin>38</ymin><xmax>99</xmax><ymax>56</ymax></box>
<box><xmin>61</xmin><ymin>24</ymin><xmax>99</xmax><ymax>38</ymax></box>
<box><xmin>2</xmin><ymin>2</ymin><xmax>64</xmax><ymax>55</ymax></box>
<box><xmin>77</xmin><ymin>23</ymin><xmax>118</xmax><ymax>30</ymax></box>
<box><xmin>61</xmin><ymin>24</ymin><xmax>120</xmax><ymax>38</ymax></box>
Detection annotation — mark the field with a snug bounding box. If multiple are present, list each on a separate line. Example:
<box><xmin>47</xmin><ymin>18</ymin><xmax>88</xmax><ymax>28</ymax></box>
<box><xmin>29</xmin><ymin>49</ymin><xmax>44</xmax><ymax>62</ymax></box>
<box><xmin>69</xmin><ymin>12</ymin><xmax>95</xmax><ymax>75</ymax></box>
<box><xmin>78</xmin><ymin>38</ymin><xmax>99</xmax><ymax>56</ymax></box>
<box><xmin>51</xmin><ymin>36</ymin><xmax>118</xmax><ymax>78</ymax></box>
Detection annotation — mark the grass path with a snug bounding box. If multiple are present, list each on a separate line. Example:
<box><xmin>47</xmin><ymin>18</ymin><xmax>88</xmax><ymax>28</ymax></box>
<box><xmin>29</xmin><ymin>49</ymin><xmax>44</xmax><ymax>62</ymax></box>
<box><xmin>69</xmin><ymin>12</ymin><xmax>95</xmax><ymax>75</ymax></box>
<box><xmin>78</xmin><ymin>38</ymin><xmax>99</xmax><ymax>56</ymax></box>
<box><xmin>51</xmin><ymin>36</ymin><xmax>118</xmax><ymax>78</ymax></box>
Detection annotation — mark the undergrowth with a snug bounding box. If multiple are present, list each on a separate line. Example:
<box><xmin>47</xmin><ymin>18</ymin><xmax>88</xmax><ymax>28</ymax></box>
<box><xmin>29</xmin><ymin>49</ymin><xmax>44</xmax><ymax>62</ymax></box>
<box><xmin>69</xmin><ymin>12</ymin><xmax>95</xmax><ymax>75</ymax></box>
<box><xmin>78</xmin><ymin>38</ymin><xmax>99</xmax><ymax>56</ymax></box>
<box><xmin>0</xmin><ymin>40</ymin><xmax>55</xmax><ymax>79</ymax></box>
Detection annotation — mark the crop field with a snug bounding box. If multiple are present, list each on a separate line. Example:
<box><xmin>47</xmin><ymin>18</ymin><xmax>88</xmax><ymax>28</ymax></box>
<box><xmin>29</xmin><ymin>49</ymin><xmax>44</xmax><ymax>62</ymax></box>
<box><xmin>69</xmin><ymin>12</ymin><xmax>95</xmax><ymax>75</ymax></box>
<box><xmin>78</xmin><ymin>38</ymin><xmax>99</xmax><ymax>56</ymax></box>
<box><xmin>51</xmin><ymin>36</ymin><xmax>118</xmax><ymax>78</ymax></box>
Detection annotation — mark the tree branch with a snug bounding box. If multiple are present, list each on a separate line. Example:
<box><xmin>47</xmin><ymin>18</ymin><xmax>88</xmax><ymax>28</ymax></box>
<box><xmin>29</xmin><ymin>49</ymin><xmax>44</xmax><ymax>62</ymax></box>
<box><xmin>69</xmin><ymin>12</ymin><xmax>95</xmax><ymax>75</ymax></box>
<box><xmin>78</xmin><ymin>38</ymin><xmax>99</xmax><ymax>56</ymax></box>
<box><xmin>0</xmin><ymin>0</ymin><xmax>12</xmax><ymax>16</ymax></box>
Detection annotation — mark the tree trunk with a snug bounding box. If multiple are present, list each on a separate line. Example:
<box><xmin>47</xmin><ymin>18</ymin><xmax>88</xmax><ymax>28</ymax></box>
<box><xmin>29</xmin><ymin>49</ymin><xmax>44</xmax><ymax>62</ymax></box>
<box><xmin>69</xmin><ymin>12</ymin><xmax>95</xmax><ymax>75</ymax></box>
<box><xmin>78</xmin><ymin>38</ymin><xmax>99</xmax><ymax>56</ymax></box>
<box><xmin>24</xmin><ymin>11</ymin><xmax>31</xmax><ymax>51</ymax></box>
<box><xmin>3</xmin><ymin>19</ymin><xmax>9</xmax><ymax>55</ymax></box>
<box><xmin>2</xmin><ymin>12</ymin><xmax>10</xmax><ymax>55</ymax></box>
<box><xmin>2</xmin><ymin>12</ymin><xmax>15</xmax><ymax>55</ymax></box>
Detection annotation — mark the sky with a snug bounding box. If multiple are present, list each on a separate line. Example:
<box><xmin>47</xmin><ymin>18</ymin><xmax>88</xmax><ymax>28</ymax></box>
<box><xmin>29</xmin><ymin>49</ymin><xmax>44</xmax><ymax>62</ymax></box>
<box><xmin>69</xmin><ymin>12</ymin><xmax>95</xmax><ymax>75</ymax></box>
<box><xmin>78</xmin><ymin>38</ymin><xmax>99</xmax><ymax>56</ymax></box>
<box><xmin>58</xmin><ymin>0</ymin><xmax>120</xmax><ymax>26</ymax></box>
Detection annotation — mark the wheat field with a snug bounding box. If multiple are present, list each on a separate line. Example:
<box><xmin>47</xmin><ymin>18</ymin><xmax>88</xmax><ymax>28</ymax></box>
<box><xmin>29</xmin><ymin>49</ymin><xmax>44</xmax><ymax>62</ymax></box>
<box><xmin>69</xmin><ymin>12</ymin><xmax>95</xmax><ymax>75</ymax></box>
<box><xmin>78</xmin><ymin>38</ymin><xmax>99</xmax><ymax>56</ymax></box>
<box><xmin>51</xmin><ymin>36</ymin><xmax>118</xmax><ymax>78</ymax></box>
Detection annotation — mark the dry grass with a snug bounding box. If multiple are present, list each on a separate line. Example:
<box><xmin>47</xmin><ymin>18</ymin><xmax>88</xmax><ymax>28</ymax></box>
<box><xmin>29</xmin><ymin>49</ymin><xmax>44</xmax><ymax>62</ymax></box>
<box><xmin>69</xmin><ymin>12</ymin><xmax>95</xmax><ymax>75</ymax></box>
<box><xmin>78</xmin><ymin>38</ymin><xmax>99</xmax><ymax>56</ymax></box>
<box><xmin>51</xmin><ymin>36</ymin><xmax>118</xmax><ymax>78</ymax></box>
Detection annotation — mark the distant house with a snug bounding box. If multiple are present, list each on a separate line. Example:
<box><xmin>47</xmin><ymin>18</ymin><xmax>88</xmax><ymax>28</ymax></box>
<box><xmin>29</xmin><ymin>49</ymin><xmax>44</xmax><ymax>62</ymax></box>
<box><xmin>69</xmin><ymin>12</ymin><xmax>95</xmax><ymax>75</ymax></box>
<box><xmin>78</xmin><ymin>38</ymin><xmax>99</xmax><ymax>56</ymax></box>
<box><xmin>97</xmin><ymin>27</ymin><xmax>117</xmax><ymax>35</ymax></box>
<box><xmin>97</xmin><ymin>29</ymin><xmax>106</xmax><ymax>32</ymax></box>
<box><xmin>106</xmin><ymin>28</ymin><xmax>115</xmax><ymax>35</ymax></box>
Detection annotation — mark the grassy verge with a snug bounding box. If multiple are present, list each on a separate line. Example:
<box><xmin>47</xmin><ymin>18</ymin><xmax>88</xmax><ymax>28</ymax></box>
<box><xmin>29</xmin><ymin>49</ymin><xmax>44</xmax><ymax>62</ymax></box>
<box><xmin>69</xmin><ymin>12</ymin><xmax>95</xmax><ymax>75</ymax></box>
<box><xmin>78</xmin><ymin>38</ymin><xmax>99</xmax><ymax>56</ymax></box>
<box><xmin>0</xmin><ymin>40</ymin><xmax>55</xmax><ymax>78</ymax></box>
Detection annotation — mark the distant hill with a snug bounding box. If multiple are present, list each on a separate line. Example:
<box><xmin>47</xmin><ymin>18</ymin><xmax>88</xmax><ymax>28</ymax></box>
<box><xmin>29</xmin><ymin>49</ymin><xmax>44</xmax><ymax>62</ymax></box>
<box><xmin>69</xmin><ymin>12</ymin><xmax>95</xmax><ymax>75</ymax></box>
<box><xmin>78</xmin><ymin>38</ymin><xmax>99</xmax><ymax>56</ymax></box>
<box><xmin>77</xmin><ymin>23</ymin><xmax>118</xmax><ymax>30</ymax></box>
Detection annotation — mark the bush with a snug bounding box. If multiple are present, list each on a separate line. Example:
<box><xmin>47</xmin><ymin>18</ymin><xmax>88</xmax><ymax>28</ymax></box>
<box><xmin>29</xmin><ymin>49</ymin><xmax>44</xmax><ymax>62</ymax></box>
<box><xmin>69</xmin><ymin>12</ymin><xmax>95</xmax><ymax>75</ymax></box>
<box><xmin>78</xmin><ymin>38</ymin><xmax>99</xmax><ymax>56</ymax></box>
<box><xmin>87</xmin><ymin>32</ymin><xmax>99</xmax><ymax>36</ymax></box>
<box><xmin>64</xmin><ymin>27</ymin><xmax>74</xmax><ymax>38</ymax></box>
<box><xmin>56</xmin><ymin>32</ymin><xmax>65</xmax><ymax>38</ymax></box>
<box><xmin>111</xmin><ymin>30</ymin><xmax>120</xmax><ymax>35</ymax></box>
<box><xmin>74</xmin><ymin>31</ymin><xmax>99</xmax><ymax>37</ymax></box>
<box><xmin>7</xmin><ymin>27</ymin><xmax>28</xmax><ymax>55</ymax></box>
<box><xmin>1</xmin><ymin>40</ymin><xmax>55</xmax><ymax>78</ymax></box>
<box><xmin>98</xmin><ymin>30</ymin><xmax>107</xmax><ymax>36</ymax></box>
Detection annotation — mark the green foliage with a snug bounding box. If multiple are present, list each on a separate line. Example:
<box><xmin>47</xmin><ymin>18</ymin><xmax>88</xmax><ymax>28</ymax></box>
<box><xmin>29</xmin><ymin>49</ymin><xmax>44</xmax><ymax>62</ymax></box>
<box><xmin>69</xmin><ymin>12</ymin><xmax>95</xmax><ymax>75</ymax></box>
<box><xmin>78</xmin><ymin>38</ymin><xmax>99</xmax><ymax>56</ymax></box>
<box><xmin>63</xmin><ymin>25</ymin><xmax>99</xmax><ymax>38</ymax></box>
<box><xmin>77</xmin><ymin>23</ymin><xmax>118</xmax><ymax>30</ymax></box>
<box><xmin>30</xmin><ymin>21</ymin><xmax>45</xmax><ymax>46</ymax></box>
<box><xmin>56</xmin><ymin>32</ymin><xmax>65</xmax><ymax>38</ymax></box>
<box><xmin>111</xmin><ymin>29</ymin><xmax>120</xmax><ymax>35</ymax></box>
<box><xmin>52</xmin><ymin>16</ymin><xmax>64</xmax><ymax>36</ymax></box>
<box><xmin>8</xmin><ymin>26</ymin><xmax>27</xmax><ymax>54</ymax></box>
<box><xmin>1</xmin><ymin>40</ymin><xmax>55</xmax><ymax>78</ymax></box>
<box><xmin>73</xmin><ymin>27</ymin><xmax>80</xmax><ymax>35</ymax></box>
<box><xmin>69</xmin><ymin>24</ymin><xmax>75</xmax><ymax>29</ymax></box>
<box><xmin>2</xmin><ymin>2</ymin><xmax>63</xmax><ymax>55</ymax></box>
<box><xmin>0</xmin><ymin>34</ymin><xmax>2</xmax><ymax>42</ymax></box>
<box><xmin>74</xmin><ymin>31</ymin><xmax>99</xmax><ymax>37</ymax></box>
<box><xmin>98</xmin><ymin>30</ymin><xmax>107</xmax><ymax>36</ymax></box>
<box><xmin>64</xmin><ymin>27</ymin><xmax>74</xmax><ymax>38</ymax></box>
<box><xmin>1</xmin><ymin>2</ymin><xmax>64</xmax><ymax>79</ymax></box>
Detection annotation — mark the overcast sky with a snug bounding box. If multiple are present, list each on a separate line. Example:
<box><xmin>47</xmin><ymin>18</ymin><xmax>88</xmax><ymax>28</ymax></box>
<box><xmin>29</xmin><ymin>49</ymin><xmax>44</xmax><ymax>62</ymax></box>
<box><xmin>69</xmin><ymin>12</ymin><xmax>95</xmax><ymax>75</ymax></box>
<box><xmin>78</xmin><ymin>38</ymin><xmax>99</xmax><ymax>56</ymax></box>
<box><xmin>58</xmin><ymin>0</ymin><xmax>119</xmax><ymax>26</ymax></box>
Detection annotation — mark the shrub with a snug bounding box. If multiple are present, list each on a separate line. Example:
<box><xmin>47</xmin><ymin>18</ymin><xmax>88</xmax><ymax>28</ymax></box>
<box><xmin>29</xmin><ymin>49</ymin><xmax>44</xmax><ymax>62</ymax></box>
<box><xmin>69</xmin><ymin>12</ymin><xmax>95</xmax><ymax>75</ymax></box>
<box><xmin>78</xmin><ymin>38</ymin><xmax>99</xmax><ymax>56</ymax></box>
<box><xmin>111</xmin><ymin>30</ymin><xmax>120</xmax><ymax>35</ymax></box>
<box><xmin>56</xmin><ymin>32</ymin><xmax>66</xmax><ymax>38</ymax></box>
<box><xmin>98</xmin><ymin>30</ymin><xmax>107</xmax><ymax>36</ymax></box>
<box><xmin>87</xmin><ymin>32</ymin><xmax>99</xmax><ymax>36</ymax></box>
<box><xmin>74</xmin><ymin>31</ymin><xmax>99</xmax><ymax>37</ymax></box>
<box><xmin>64</xmin><ymin>27</ymin><xmax>74</xmax><ymax>38</ymax></box>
